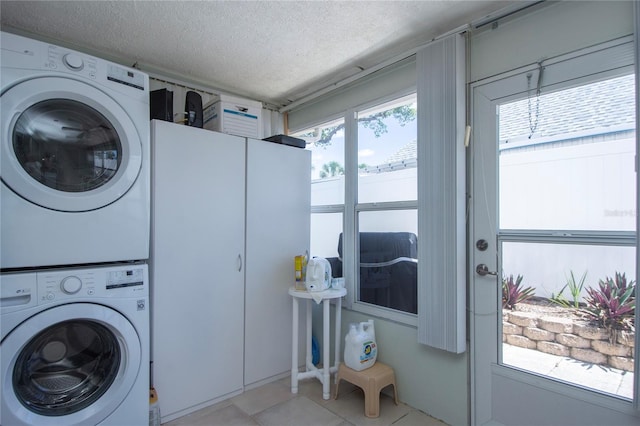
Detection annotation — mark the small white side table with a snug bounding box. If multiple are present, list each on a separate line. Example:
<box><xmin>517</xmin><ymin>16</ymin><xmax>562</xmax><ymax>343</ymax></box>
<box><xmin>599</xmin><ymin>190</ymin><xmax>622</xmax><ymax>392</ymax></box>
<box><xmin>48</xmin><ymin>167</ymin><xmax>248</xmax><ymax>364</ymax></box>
<box><xmin>289</xmin><ymin>286</ymin><xmax>346</xmax><ymax>400</ymax></box>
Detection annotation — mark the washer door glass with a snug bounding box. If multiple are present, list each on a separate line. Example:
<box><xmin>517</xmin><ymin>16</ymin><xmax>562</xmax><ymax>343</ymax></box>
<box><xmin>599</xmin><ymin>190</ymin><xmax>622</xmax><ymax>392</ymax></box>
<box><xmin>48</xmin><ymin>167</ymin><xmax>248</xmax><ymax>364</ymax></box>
<box><xmin>1</xmin><ymin>77</ymin><xmax>142</xmax><ymax>212</ymax></box>
<box><xmin>0</xmin><ymin>303</ymin><xmax>141</xmax><ymax>425</ymax></box>
<box><xmin>13</xmin><ymin>99</ymin><xmax>122</xmax><ymax>193</ymax></box>
<box><xmin>13</xmin><ymin>320</ymin><xmax>120</xmax><ymax>416</ymax></box>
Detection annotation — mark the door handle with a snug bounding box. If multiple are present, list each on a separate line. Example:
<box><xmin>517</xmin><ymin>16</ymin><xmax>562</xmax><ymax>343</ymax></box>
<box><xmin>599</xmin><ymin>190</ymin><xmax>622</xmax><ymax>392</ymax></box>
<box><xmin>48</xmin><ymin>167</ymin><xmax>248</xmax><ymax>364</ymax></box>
<box><xmin>237</xmin><ymin>254</ymin><xmax>243</xmax><ymax>272</ymax></box>
<box><xmin>476</xmin><ymin>264</ymin><xmax>497</xmax><ymax>276</ymax></box>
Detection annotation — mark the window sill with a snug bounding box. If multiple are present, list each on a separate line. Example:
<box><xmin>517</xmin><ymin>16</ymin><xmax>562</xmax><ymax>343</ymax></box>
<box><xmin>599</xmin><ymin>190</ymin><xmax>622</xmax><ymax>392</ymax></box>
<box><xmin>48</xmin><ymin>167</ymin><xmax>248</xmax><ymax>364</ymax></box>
<box><xmin>349</xmin><ymin>301</ymin><xmax>418</xmax><ymax>327</ymax></box>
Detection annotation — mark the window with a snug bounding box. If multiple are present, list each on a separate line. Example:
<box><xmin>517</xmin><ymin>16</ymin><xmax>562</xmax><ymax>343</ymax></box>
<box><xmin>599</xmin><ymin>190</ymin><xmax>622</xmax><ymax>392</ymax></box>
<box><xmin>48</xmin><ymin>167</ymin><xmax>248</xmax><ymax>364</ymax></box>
<box><xmin>294</xmin><ymin>119</ymin><xmax>345</xmax><ymax>273</ymax></box>
<box><xmin>355</xmin><ymin>95</ymin><xmax>418</xmax><ymax>314</ymax></box>
<box><xmin>357</xmin><ymin>210</ymin><xmax>418</xmax><ymax>313</ymax></box>
<box><xmin>357</xmin><ymin>96</ymin><xmax>417</xmax><ymax>203</ymax></box>
<box><xmin>293</xmin><ymin>94</ymin><xmax>418</xmax><ymax>320</ymax></box>
<box><xmin>307</xmin><ymin>118</ymin><xmax>345</xmax><ymax>207</ymax></box>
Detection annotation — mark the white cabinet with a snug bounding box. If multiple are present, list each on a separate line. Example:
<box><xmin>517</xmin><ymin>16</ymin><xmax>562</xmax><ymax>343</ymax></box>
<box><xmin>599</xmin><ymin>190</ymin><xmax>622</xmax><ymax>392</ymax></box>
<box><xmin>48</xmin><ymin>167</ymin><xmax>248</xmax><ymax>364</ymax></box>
<box><xmin>150</xmin><ymin>121</ymin><xmax>310</xmax><ymax>421</ymax></box>
<box><xmin>244</xmin><ymin>138</ymin><xmax>310</xmax><ymax>386</ymax></box>
<box><xmin>150</xmin><ymin>120</ymin><xmax>246</xmax><ymax>422</ymax></box>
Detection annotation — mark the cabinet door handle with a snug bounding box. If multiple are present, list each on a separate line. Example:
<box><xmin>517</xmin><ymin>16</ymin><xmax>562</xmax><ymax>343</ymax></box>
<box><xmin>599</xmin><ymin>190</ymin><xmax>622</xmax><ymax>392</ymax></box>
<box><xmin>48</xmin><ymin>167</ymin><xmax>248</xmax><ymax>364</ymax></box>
<box><xmin>237</xmin><ymin>254</ymin><xmax>243</xmax><ymax>272</ymax></box>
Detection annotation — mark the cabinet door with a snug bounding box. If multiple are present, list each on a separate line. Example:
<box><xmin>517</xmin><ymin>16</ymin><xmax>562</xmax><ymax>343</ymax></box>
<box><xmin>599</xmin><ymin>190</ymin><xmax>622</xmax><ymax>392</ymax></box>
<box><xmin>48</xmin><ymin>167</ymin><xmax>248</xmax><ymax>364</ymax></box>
<box><xmin>244</xmin><ymin>139</ymin><xmax>311</xmax><ymax>386</ymax></box>
<box><xmin>150</xmin><ymin>121</ymin><xmax>245</xmax><ymax>421</ymax></box>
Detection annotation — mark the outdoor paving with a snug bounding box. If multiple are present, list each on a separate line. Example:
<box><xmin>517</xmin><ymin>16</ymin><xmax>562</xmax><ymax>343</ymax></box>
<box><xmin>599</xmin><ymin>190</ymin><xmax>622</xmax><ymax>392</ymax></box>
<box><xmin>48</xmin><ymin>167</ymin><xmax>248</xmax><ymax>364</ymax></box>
<box><xmin>503</xmin><ymin>343</ymin><xmax>634</xmax><ymax>399</ymax></box>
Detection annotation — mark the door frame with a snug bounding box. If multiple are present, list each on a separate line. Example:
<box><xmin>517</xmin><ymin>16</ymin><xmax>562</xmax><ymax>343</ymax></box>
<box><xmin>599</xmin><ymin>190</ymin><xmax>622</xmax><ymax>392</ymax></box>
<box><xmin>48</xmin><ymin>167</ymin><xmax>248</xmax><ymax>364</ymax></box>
<box><xmin>469</xmin><ymin>37</ymin><xmax>640</xmax><ymax>425</ymax></box>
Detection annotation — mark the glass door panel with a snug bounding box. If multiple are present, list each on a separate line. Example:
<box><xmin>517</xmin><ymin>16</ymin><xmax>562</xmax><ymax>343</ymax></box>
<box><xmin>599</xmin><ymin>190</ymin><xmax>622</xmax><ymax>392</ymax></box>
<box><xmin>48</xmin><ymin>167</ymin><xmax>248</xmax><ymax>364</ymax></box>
<box><xmin>497</xmin><ymin>73</ymin><xmax>636</xmax><ymax>400</ymax></box>
<box><xmin>501</xmin><ymin>241</ymin><xmax>636</xmax><ymax>399</ymax></box>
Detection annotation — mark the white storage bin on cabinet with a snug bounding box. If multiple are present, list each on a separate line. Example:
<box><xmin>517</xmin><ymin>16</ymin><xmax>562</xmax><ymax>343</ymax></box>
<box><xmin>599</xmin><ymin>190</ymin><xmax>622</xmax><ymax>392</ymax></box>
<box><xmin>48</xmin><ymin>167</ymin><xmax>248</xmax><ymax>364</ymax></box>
<box><xmin>203</xmin><ymin>94</ymin><xmax>262</xmax><ymax>138</ymax></box>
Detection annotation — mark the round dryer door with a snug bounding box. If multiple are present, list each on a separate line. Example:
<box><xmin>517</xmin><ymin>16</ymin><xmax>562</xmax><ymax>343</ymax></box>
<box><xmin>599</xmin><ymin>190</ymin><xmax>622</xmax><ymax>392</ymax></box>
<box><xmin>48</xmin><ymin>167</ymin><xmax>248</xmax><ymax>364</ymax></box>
<box><xmin>0</xmin><ymin>77</ymin><xmax>142</xmax><ymax>212</ymax></box>
<box><xmin>0</xmin><ymin>303</ymin><xmax>141</xmax><ymax>425</ymax></box>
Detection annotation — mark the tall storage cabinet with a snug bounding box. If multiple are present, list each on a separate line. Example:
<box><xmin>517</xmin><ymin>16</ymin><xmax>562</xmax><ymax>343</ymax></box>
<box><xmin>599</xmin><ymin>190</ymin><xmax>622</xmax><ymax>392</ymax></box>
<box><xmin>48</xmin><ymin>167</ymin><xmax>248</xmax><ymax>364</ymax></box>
<box><xmin>244</xmin><ymin>138</ymin><xmax>311</xmax><ymax>386</ymax></box>
<box><xmin>150</xmin><ymin>120</ymin><xmax>246</xmax><ymax>422</ymax></box>
<box><xmin>150</xmin><ymin>120</ymin><xmax>310</xmax><ymax>422</ymax></box>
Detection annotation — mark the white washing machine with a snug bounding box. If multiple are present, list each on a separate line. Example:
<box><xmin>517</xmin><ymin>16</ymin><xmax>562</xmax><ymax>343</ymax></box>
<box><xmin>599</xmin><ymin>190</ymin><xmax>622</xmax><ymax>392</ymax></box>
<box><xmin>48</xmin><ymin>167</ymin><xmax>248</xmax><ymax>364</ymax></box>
<box><xmin>1</xmin><ymin>31</ymin><xmax>150</xmax><ymax>269</ymax></box>
<box><xmin>0</xmin><ymin>263</ymin><xmax>149</xmax><ymax>425</ymax></box>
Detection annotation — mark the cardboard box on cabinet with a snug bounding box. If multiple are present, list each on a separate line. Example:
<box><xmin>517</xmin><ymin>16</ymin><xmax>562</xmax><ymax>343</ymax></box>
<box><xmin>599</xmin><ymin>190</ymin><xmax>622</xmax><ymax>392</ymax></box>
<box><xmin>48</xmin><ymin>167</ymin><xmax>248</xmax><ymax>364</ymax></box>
<box><xmin>203</xmin><ymin>94</ymin><xmax>262</xmax><ymax>139</ymax></box>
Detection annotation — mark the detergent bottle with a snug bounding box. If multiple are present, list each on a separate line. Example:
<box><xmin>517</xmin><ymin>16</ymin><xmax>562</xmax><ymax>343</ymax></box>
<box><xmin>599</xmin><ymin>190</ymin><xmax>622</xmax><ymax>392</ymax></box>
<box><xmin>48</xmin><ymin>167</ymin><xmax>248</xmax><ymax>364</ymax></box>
<box><xmin>344</xmin><ymin>319</ymin><xmax>377</xmax><ymax>371</ymax></box>
<box><xmin>149</xmin><ymin>387</ymin><xmax>160</xmax><ymax>426</ymax></box>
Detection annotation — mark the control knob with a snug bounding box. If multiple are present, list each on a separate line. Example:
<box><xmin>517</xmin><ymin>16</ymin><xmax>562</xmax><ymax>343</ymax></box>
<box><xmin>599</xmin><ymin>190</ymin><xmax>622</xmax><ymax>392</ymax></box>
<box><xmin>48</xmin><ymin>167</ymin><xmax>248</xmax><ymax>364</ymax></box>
<box><xmin>61</xmin><ymin>276</ymin><xmax>82</xmax><ymax>294</ymax></box>
<box><xmin>63</xmin><ymin>53</ymin><xmax>84</xmax><ymax>71</ymax></box>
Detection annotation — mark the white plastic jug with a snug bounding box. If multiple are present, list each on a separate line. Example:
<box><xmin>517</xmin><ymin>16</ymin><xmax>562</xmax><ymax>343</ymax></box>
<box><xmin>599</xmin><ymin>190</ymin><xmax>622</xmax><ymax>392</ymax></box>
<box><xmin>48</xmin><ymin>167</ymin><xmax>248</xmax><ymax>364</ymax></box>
<box><xmin>305</xmin><ymin>257</ymin><xmax>331</xmax><ymax>292</ymax></box>
<box><xmin>344</xmin><ymin>319</ymin><xmax>377</xmax><ymax>371</ymax></box>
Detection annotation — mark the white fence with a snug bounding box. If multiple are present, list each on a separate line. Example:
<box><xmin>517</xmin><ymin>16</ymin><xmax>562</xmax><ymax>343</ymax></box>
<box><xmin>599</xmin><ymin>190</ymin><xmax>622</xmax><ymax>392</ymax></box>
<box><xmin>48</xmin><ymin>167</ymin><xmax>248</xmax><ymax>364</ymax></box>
<box><xmin>310</xmin><ymin>134</ymin><xmax>636</xmax><ymax>299</ymax></box>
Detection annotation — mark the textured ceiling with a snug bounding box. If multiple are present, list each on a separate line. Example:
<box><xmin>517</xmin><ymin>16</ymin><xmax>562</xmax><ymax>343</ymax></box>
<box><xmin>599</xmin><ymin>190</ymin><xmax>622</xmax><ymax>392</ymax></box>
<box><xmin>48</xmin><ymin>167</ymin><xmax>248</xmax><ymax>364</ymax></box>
<box><xmin>1</xmin><ymin>0</ymin><xmax>517</xmax><ymax>108</ymax></box>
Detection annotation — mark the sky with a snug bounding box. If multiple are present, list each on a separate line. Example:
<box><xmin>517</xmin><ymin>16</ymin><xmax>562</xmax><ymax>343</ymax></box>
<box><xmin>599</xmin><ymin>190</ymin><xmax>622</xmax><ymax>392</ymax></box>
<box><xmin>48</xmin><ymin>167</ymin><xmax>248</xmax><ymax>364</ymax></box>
<box><xmin>307</xmin><ymin>117</ymin><xmax>417</xmax><ymax>180</ymax></box>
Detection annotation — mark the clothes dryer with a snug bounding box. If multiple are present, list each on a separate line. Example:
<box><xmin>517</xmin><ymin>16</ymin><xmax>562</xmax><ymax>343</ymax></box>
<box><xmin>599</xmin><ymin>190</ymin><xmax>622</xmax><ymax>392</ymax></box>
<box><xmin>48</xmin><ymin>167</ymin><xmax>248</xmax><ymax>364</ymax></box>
<box><xmin>0</xmin><ymin>263</ymin><xmax>149</xmax><ymax>425</ymax></box>
<box><xmin>1</xmin><ymin>31</ymin><xmax>150</xmax><ymax>269</ymax></box>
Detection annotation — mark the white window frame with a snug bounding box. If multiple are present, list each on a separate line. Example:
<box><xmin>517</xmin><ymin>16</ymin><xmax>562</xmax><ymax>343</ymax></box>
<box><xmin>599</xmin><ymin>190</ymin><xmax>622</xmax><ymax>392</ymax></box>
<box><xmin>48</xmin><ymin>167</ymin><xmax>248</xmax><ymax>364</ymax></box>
<box><xmin>349</xmin><ymin>92</ymin><xmax>419</xmax><ymax>325</ymax></box>
<box><xmin>307</xmin><ymin>90</ymin><xmax>419</xmax><ymax>326</ymax></box>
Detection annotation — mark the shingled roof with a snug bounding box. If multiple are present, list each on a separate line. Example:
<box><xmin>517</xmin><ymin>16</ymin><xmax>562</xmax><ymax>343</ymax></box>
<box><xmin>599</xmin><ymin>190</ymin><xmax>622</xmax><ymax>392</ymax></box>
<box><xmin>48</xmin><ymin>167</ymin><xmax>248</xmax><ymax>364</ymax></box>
<box><xmin>371</xmin><ymin>73</ymin><xmax>635</xmax><ymax>171</ymax></box>
<box><xmin>499</xmin><ymin>73</ymin><xmax>635</xmax><ymax>143</ymax></box>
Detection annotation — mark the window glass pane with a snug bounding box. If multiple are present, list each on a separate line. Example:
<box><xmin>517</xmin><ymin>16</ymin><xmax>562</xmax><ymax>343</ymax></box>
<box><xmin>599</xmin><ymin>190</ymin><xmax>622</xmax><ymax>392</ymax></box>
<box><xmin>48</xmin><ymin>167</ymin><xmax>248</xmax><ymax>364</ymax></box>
<box><xmin>501</xmin><ymin>241</ymin><xmax>636</xmax><ymax>400</ymax></box>
<box><xmin>502</xmin><ymin>242</ymin><xmax>636</xmax><ymax>301</ymax></box>
<box><xmin>357</xmin><ymin>210</ymin><xmax>417</xmax><ymax>314</ymax></box>
<box><xmin>310</xmin><ymin>212</ymin><xmax>344</xmax><ymax>281</ymax></box>
<box><xmin>497</xmin><ymin>73</ymin><xmax>636</xmax><ymax>401</ymax></box>
<box><xmin>310</xmin><ymin>212</ymin><xmax>343</xmax><ymax>259</ymax></box>
<box><xmin>499</xmin><ymin>74</ymin><xmax>636</xmax><ymax>231</ymax></box>
<box><xmin>292</xmin><ymin>119</ymin><xmax>345</xmax><ymax>206</ymax></box>
<box><xmin>358</xmin><ymin>95</ymin><xmax>417</xmax><ymax>203</ymax></box>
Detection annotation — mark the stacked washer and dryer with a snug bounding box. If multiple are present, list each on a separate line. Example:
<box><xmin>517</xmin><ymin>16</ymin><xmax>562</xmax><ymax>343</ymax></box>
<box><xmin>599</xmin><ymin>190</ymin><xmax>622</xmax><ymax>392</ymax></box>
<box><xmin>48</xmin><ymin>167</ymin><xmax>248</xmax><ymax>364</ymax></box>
<box><xmin>0</xmin><ymin>32</ymin><xmax>151</xmax><ymax>425</ymax></box>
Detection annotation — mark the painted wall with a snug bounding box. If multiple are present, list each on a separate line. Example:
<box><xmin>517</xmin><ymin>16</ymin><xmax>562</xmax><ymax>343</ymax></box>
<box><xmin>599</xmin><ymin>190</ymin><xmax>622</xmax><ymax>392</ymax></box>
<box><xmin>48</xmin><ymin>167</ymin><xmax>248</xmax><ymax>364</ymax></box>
<box><xmin>470</xmin><ymin>1</ymin><xmax>633</xmax><ymax>83</ymax></box>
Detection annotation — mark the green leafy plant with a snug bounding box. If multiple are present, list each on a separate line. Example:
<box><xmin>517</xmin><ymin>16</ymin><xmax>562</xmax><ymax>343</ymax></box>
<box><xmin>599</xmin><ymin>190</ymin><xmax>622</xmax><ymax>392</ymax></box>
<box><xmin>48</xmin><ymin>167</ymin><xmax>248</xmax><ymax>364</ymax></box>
<box><xmin>551</xmin><ymin>270</ymin><xmax>587</xmax><ymax>309</ymax></box>
<box><xmin>502</xmin><ymin>274</ymin><xmax>535</xmax><ymax>310</ymax></box>
<box><xmin>581</xmin><ymin>272</ymin><xmax>635</xmax><ymax>343</ymax></box>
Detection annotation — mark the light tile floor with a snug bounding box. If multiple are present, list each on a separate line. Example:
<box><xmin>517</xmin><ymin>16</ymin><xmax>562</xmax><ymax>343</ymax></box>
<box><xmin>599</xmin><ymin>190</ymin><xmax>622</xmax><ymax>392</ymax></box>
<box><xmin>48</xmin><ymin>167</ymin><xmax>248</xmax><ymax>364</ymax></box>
<box><xmin>163</xmin><ymin>375</ymin><xmax>448</xmax><ymax>426</ymax></box>
<box><xmin>163</xmin><ymin>346</ymin><xmax>635</xmax><ymax>426</ymax></box>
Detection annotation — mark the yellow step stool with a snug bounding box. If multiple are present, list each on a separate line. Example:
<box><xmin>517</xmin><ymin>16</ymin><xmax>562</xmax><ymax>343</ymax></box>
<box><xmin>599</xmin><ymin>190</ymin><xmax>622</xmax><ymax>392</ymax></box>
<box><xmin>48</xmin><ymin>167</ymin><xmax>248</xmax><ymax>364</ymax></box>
<box><xmin>334</xmin><ymin>362</ymin><xmax>398</xmax><ymax>418</ymax></box>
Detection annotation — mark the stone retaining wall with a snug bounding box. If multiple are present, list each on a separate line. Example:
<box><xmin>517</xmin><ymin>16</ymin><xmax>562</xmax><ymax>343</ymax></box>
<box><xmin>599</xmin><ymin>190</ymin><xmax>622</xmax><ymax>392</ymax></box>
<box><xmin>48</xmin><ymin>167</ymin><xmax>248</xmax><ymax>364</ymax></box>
<box><xmin>503</xmin><ymin>311</ymin><xmax>635</xmax><ymax>372</ymax></box>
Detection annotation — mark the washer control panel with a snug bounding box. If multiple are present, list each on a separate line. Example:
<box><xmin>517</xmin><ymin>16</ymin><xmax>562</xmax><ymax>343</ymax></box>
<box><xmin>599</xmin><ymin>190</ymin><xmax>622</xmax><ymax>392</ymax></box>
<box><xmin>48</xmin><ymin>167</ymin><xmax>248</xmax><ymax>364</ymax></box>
<box><xmin>36</xmin><ymin>264</ymin><xmax>148</xmax><ymax>305</ymax></box>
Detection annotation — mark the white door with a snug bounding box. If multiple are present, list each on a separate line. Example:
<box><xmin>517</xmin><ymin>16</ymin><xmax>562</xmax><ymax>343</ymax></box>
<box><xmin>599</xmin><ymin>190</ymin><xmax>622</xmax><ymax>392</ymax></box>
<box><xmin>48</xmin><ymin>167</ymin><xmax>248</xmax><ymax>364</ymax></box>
<box><xmin>150</xmin><ymin>121</ymin><xmax>245</xmax><ymax>421</ymax></box>
<box><xmin>244</xmin><ymin>139</ymin><xmax>311</xmax><ymax>386</ymax></box>
<box><xmin>470</xmin><ymin>41</ymin><xmax>639</xmax><ymax>425</ymax></box>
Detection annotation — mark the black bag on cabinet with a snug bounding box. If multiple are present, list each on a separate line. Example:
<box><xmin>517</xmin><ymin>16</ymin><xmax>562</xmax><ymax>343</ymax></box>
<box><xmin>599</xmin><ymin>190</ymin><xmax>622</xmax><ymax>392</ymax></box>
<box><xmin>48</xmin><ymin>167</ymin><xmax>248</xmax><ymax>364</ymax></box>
<box><xmin>185</xmin><ymin>91</ymin><xmax>203</xmax><ymax>128</ymax></box>
<box><xmin>150</xmin><ymin>88</ymin><xmax>174</xmax><ymax>122</ymax></box>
